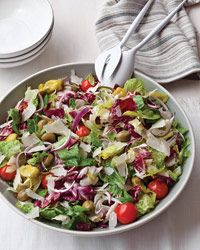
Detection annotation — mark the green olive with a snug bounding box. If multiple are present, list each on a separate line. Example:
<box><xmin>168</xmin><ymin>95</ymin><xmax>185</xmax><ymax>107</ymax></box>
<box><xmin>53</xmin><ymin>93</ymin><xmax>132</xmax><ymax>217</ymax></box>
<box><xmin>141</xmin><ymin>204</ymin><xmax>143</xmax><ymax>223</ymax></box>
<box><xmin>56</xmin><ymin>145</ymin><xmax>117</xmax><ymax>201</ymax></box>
<box><xmin>17</xmin><ymin>190</ymin><xmax>29</xmax><ymax>202</ymax></box>
<box><xmin>116</xmin><ymin>130</ymin><xmax>131</xmax><ymax>142</ymax></box>
<box><xmin>43</xmin><ymin>153</ymin><xmax>54</xmax><ymax>167</ymax></box>
<box><xmin>41</xmin><ymin>133</ymin><xmax>56</xmax><ymax>143</ymax></box>
<box><xmin>82</xmin><ymin>200</ymin><xmax>95</xmax><ymax>212</ymax></box>
<box><xmin>37</xmin><ymin>119</ymin><xmax>48</xmax><ymax>129</ymax></box>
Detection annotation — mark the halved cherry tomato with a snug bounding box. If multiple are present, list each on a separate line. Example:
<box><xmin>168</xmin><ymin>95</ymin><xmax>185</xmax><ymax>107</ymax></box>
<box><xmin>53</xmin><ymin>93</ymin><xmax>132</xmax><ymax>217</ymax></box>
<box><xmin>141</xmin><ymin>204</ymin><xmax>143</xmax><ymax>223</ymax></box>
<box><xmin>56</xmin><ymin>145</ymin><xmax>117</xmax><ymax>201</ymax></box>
<box><xmin>76</xmin><ymin>125</ymin><xmax>90</xmax><ymax>137</ymax></box>
<box><xmin>119</xmin><ymin>98</ymin><xmax>136</xmax><ymax>113</ymax></box>
<box><xmin>81</xmin><ymin>80</ymin><xmax>92</xmax><ymax>92</ymax></box>
<box><xmin>115</xmin><ymin>202</ymin><xmax>137</xmax><ymax>224</ymax></box>
<box><xmin>0</xmin><ymin>165</ymin><xmax>16</xmax><ymax>181</ymax></box>
<box><xmin>148</xmin><ymin>179</ymin><xmax>168</xmax><ymax>200</ymax></box>
<box><xmin>41</xmin><ymin>174</ymin><xmax>53</xmax><ymax>189</ymax></box>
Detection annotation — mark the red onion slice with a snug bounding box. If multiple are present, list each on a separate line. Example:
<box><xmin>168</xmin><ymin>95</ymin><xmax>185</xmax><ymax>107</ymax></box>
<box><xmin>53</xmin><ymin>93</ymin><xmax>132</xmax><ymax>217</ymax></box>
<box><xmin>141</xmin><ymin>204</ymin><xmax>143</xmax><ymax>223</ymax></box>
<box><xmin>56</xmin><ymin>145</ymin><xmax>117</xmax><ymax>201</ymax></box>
<box><xmin>52</xmin><ymin>132</ymin><xmax>71</xmax><ymax>152</ymax></box>
<box><xmin>71</xmin><ymin>107</ymin><xmax>90</xmax><ymax>132</ymax></box>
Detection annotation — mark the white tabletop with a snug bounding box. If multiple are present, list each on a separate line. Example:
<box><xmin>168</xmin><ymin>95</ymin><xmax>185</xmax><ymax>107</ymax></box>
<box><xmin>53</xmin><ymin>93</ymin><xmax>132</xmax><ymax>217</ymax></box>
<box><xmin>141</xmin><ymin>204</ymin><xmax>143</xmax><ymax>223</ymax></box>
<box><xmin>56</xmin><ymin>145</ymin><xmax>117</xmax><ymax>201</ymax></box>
<box><xmin>0</xmin><ymin>1</ymin><xmax>200</xmax><ymax>250</ymax></box>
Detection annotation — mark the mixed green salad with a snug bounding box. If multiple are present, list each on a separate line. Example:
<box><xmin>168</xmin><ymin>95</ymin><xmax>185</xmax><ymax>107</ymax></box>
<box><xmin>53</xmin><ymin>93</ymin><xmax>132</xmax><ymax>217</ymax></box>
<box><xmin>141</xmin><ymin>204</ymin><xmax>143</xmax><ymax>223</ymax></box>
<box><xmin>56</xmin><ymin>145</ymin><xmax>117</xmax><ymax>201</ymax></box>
<box><xmin>0</xmin><ymin>71</ymin><xmax>190</xmax><ymax>231</ymax></box>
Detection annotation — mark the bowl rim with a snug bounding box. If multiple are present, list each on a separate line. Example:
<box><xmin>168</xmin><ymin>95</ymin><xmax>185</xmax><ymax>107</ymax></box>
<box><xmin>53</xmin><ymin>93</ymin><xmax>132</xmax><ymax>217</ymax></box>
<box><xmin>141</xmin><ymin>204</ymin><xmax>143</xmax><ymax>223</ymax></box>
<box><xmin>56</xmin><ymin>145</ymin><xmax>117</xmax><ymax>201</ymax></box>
<box><xmin>0</xmin><ymin>62</ymin><xmax>195</xmax><ymax>236</ymax></box>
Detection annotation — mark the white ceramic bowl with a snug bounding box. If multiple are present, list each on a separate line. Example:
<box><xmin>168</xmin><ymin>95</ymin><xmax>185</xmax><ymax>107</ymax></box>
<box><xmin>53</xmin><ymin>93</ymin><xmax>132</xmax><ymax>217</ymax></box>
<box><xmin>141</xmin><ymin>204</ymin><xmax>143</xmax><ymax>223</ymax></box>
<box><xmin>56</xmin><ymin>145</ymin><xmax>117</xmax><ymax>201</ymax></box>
<box><xmin>0</xmin><ymin>63</ymin><xmax>195</xmax><ymax>236</ymax></box>
<box><xmin>0</xmin><ymin>23</ymin><xmax>53</xmax><ymax>63</ymax></box>
<box><xmin>0</xmin><ymin>29</ymin><xmax>53</xmax><ymax>68</ymax></box>
<box><xmin>0</xmin><ymin>0</ymin><xmax>53</xmax><ymax>58</ymax></box>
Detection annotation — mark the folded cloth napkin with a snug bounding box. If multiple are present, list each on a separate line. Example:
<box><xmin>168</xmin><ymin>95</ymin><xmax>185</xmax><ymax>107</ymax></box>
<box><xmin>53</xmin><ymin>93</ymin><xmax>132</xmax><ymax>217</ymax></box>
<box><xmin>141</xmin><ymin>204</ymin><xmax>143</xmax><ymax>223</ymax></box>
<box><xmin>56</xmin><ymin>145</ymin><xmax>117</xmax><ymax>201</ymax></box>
<box><xmin>96</xmin><ymin>0</ymin><xmax>200</xmax><ymax>83</ymax></box>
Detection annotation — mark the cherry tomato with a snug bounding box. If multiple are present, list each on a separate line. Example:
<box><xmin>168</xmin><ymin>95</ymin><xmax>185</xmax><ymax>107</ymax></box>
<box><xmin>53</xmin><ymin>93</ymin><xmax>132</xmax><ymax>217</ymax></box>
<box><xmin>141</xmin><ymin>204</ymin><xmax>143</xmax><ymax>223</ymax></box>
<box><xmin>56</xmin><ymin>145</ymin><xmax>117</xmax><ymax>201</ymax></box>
<box><xmin>81</xmin><ymin>80</ymin><xmax>92</xmax><ymax>92</ymax></box>
<box><xmin>115</xmin><ymin>202</ymin><xmax>137</xmax><ymax>224</ymax></box>
<box><xmin>0</xmin><ymin>165</ymin><xmax>16</xmax><ymax>181</ymax></box>
<box><xmin>148</xmin><ymin>179</ymin><xmax>169</xmax><ymax>200</ymax></box>
<box><xmin>76</xmin><ymin>125</ymin><xmax>90</xmax><ymax>137</ymax></box>
<box><xmin>119</xmin><ymin>98</ymin><xmax>136</xmax><ymax>113</ymax></box>
<box><xmin>41</xmin><ymin>174</ymin><xmax>53</xmax><ymax>189</ymax></box>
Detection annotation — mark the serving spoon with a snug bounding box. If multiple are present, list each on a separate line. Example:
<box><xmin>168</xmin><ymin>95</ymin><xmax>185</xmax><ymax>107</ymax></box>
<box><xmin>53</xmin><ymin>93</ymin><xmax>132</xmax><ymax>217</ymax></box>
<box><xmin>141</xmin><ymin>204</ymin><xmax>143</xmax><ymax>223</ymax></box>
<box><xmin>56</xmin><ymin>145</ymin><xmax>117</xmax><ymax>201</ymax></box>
<box><xmin>95</xmin><ymin>0</ymin><xmax>155</xmax><ymax>82</ymax></box>
<box><xmin>95</xmin><ymin>0</ymin><xmax>187</xmax><ymax>87</ymax></box>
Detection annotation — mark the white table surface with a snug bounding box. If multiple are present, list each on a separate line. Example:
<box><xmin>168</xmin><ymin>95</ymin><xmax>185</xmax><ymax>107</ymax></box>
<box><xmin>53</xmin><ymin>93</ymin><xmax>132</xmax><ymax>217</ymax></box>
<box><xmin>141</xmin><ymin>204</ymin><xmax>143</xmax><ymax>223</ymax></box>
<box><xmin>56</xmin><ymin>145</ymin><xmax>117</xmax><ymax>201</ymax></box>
<box><xmin>0</xmin><ymin>1</ymin><xmax>200</xmax><ymax>250</ymax></box>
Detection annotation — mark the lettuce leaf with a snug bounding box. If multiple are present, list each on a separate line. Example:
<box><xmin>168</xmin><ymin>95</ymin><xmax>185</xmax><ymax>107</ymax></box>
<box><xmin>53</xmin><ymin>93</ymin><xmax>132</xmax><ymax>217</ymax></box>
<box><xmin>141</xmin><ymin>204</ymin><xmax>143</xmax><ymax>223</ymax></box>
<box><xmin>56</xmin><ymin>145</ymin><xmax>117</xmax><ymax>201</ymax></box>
<box><xmin>85</xmin><ymin>73</ymin><xmax>95</xmax><ymax>86</ymax></box>
<box><xmin>179</xmin><ymin>137</ymin><xmax>190</xmax><ymax>164</ymax></box>
<box><xmin>136</xmin><ymin>193</ymin><xmax>156</xmax><ymax>215</ymax></box>
<box><xmin>27</xmin><ymin>152</ymin><xmax>48</xmax><ymax>166</ymax></box>
<box><xmin>133</xmin><ymin>95</ymin><xmax>145</xmax><ymax>110</ymax></box>
<box><xmin>173</xmin><ymin>121</ymin><xmax>188</xmax><ymax>135</ymax></box>
<box><xmin>151</xmin><ymin>149</ymin><xmax>166</xmax><ymax>169</ymax></box>
<box><xmin>124</xmin><ymin>78</ymin><xmax>146</xmax><ymax>95</ymax></box>
<box><xmin>0</xmin><ymin>140</ymin><xmax>21</xmax><ymax>159</ymax></box>
<box><xmin>58</xmin><ymin>145</ymin><xmax>79</xmax><ymax>161</ymax></box>
<box><xmin>100</xmin><ymin>142</ymin><xmax>127</xmax><ymax>160</ymax></box>
<box><xmin>27</xmin><ymin>115</ymin><xmax>39</xmax><ymax>134</ymax></box>
<box><xmin>16</xmin><ymin>201</ymin><xmax>34</xmax><ymax>214</ymax></box>
<box><xmin>44</xmin><ymin>94</ymin><xmax>50</xmax><ymax>108</ymax></box>
<box><xmin>99</xmin><ymin>168</ymin><xmax>125</xmax><ymax>196</ymax></box>
<box><xmin>137</xmin><ymin>108</ymin><xmax>161</xmax><ymax>120</ymax></box>
<box><xmin>69</xmin><ymin>98</ymin><xmax>76</xmax><ymax>108</ymax></box>
<box><xmin>8</xmin><ymin>108</ymin><xmax>20</xmax><ymax>134</ymax></box>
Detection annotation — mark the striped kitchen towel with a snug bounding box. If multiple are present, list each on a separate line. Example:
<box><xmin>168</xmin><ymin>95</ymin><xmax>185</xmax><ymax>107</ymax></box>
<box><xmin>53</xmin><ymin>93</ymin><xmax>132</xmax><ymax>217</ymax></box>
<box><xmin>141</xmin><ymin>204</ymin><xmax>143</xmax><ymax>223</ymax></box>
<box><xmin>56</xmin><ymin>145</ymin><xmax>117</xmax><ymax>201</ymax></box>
<box><xmin>96</xmin><ymin>0</ymin><xmax>200</xmax><ymax>83</ymax></box>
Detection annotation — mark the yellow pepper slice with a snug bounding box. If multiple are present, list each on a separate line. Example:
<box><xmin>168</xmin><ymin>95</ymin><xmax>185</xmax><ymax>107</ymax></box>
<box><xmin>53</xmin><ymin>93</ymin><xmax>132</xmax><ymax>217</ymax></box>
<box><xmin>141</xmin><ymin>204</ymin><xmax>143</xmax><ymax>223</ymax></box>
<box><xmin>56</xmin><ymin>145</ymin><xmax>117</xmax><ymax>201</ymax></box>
<box><xmin>38</xmin><ymin>79</ymin><xmax>63</xmax><ymax>94</ymax></box>
<box><xmin>113</xmin><ymin>87</ymin><xmax>127</xmax><ymax>98</ymax></box>
<box><xmin>19</xmin><ymin>165</ymin><xmax>40</xmax><ymax>178</ymax></box>
<box><xmin>5</xmin><ymin>133</ymin><xmax>17</xmax><ymax>142</ymax></box>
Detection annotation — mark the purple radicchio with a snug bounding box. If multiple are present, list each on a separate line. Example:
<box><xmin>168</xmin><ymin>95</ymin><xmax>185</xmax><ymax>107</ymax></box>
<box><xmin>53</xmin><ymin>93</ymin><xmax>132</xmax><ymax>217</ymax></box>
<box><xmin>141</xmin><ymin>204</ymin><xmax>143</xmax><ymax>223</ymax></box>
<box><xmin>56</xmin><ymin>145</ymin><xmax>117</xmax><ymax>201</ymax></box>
<box><xmin>44</xmin><ymin>108</ymin><xmax>65</xmax><ymax>118</ymax></box>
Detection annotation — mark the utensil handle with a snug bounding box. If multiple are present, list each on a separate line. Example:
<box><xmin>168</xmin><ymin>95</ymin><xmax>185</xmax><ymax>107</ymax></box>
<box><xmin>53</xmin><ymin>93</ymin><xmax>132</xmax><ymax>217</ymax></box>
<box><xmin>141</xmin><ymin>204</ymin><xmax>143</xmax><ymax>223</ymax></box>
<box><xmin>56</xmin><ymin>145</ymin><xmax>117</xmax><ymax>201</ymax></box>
<box><xmin>133</xmin><ymin>0</ymin><xmax>186</xmax><ymax>52</ymax></box>
<box><xmin>119</xmin><ymin>0</ymin><xmax>154</xmax><ymax>48</ymax></box>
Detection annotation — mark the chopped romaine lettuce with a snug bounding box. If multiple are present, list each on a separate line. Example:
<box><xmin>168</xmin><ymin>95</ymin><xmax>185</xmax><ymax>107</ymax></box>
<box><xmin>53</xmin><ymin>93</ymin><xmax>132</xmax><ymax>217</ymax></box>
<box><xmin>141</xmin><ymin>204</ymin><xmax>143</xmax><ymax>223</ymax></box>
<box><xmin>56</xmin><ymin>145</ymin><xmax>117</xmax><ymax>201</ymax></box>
<box><xmin>133</xmin><ymin>95</ymin><xmax>145</xmax><ymax>110</ymax></box>
<box><xmin>100</xmin><ymin>142</ymin><xmax>127</xmax><ymax>160</ymax></box>
<box><xmin>0</xmin><ymin>140</ymin><xmax>21</xmax><ymax>159</ymax></box>
<box><xmin>16</xmin><ymin>201</ymin><xmax>34</xmax><ymax>214</ymax></box>
<box><xmin>151</xmin><ymin>149</ymin><xmax>166</xmax><ymax>169</ymax></box>
<box><xmin>27</xmin><ymin>152</ymin><xmax>48</xmax><ymax>166</ymax></box>
<box><xmin>27</xmin><ymin>115</ymin><xmax>39</xmax><ymax>134</ymax></box>
<box><xmin>136</xmin><ymin>193</ymin><xmax>156</xmax><ymax>215</ymax></box>
<box><xmin>58</xmin><ymin>145</ymin><xmax>79</xmax><ymax>161</ymax></box>
<box><xmin>124</xmin><ymin>78</ymin><xmax>146</xmax><ymax>95</ymax></box>
<box><xmin>85</xmin><ymin>73</ymin><xmax>95</xmax><ymax>86</ymax></box>
<box><xmin>8</xmin><ymin>108</ymin><xmax>20</xmax><ymax>134</ymax></box>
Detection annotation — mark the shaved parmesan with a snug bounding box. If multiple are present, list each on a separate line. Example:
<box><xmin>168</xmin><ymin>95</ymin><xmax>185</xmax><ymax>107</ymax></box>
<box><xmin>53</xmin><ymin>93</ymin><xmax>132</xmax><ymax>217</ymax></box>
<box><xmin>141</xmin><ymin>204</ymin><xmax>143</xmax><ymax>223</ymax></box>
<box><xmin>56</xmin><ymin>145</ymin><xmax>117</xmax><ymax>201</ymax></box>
<box><xmin>27</xmin><ymin>206</ymin><xmax>39</xmax><ymax>219</ymax></box>
<box><xmin>43</xmin><ymin>120</ymin><xmax>70</xmax><ymax>136</ymax></box>
<box><xmin>13</xmin><ymin>169</ymin><xmax>22</xmax><ymax>190</ymax></box>
<box><xmin>53</xmin><ymin>215</ymin><xmax>70</xmax><ymax>223</ymax></box>
<box><xmin>24</xmin><ymin>88</ymin><xmax>38</xmax><ymax>102</ymax></box>
<box><xmin>21</xmin><ymin>132</ymin><xmax>40</xmax><ymax>147</ymax></box>
<box><xmin>93</xmin><ymin>147</ymin><xmax>102</xmax><ymax>158</ymax></box>
<box><xmin>146</xmin><ymin>132</ymin><xmax>170</xmax><ymax>156</ymax></box>
<box><xmin>108</xmin><ymin>211</ymin><xmax>118</xmax><ymax>229</ymax></box>
<box><xmin>70</xmin><ymin>69</ymin><xmax>83</xmax><ymax>84</ymax></box>
<box><xmin>25</xmin><ymin>188</ymin><xmax>44</xmax><ymax>201</ymax></box>
<box><xmin>22</xmin><ymin>102</ymin><xmax>36</xmax><ymax>121</ymax></box>
<box><xmin>50</xmin><ymin>166</ymin><xmax>67</xmax><ymax>177</ymax></box>
<box><xmin>79</xmin><ymin>142</ymin><xmax>91</xmax><ymax>153</ymax></box>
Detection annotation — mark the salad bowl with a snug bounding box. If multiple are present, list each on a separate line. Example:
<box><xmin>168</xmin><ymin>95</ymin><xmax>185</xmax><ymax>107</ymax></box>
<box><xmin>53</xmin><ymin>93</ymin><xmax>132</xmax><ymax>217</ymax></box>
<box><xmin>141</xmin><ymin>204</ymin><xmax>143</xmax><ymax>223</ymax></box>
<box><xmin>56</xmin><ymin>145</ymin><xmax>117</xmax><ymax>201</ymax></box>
<box><xmin>0</xmin><ymin>63</ymin><xmax>195</xmax><ymax>236</ymax></box>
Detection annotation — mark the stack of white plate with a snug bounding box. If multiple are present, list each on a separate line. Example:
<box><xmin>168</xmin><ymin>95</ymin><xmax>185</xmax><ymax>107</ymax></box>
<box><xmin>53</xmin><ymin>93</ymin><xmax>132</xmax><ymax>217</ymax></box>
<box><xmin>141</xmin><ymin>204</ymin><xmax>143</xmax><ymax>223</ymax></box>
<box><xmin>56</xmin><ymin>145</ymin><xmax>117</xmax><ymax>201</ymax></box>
<box><xmin>0</xmin><ymin>0</ymin><xmax>54</xmax><ymax>68</ymax></box>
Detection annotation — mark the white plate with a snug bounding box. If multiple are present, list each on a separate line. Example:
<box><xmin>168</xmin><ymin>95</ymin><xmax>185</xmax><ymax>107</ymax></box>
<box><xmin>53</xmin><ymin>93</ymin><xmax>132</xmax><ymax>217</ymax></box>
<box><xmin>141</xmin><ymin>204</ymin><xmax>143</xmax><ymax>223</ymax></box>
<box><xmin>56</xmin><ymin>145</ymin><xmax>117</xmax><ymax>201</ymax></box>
<box><xmin>0</xmin><ymin>30</ymin><xmax>52</xmax><ymax>68</ymax></box>
<box><xmin>0</xmin><ymin>0</ymin><xmax>53</xmax><ymax>58</ymax></box>
<box><xmin>0</xmin><ymin>25</ymin><xmax>53</xmax><ymax>63</ymax></box>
